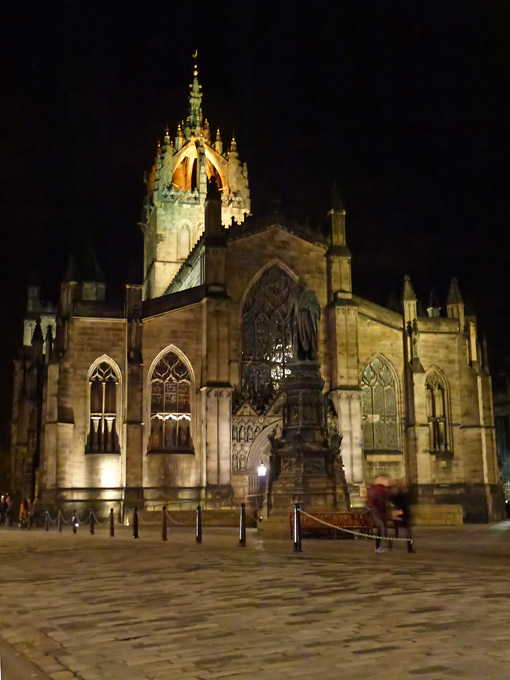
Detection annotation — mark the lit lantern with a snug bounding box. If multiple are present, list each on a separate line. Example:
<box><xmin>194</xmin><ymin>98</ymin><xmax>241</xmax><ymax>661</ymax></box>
<box><xmin>257</xmin><ymin>462</ymin><xmax>267</xmax><ymax>478</ymax></box>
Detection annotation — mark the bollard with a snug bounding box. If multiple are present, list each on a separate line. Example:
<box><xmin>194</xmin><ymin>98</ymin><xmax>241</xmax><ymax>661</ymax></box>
<box><xmin>58</xmin><ymin>510</ymin><xmax>62</xmax><ymax>533</ymax></box>
<box><xmin>133</xmin><ymin>507</ymin><xmax>139</xmax><ymax>539</ymax></box>
<box><xmin>293</xmin><ymin>503</ymin><xmax>302</xmax><ymax>553</ymax></box>
<box><xmin>45</xmin><ymin>510</ymin><xmax>50</xmax><ymax>532</ymax></box>
<box><xmin>109</xmin><ymin>508</ymin><xmax>115</xmax><ymax>537</ymax></box>
<box><xmin>72</xmin><ymin>510</ymin><xmax>78</xmax><ymax>534</ymax></box>
<box><xmin>89</xmin><ymin>509</ymin><xmax>95</xmax><ymax>535</ymax></box>
<box><xmin>162</xmin><ymin>506</ymin><xmax>167</xmax><ymax>542</ymax></box>
<box><xmin>118</xmin><ymin>502</ymin><xmax>123</xmax><ymax>525</ymax></box>
<box><xmin>196</xmin><ymin>505</ymin><xmax>202</xmax><ymax>544</ymax></box>
<box><xmin>239</xmin><ymin>503</ymin><xmax>246</xmax><ymax>547</ymax></box>
<box><xmin>28</xmin><ymin>512</ymin><xmax>33</xmax><ymax>530</ymax></box>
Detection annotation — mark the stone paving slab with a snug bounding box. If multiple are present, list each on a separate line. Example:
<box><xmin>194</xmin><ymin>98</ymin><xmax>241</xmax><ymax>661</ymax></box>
<box><xmin>0</xmin><ymin>523</ymin><xmax>510</xmax><ymax>679</ymax></box>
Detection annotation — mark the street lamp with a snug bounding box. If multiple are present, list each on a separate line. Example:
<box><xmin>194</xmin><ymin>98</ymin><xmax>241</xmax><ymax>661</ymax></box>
<box><xmin>257</xmin><ymin>461</ymin><xmax>267</xmax><ymax>477</ymax></box>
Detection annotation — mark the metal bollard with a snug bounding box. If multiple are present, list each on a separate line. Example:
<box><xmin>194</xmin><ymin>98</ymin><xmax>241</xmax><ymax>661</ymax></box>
<box><xmin>239</xmin><ymin>503</ymin><xmax>246</xmax><ymax>547</ymax></box>
<box><xmin>109</xmin><ymin>508</ymin><xmax>115</xmax><ymax>537</ymax></box>
<box><xmin>293</xmin><ymin>503</ymin><xmax>302</xmax><ymax>553</ymax></box>
<box><xmin>45</xmin><ymin>511</ymin><xmax>50</xmax><ymax>532</ymax></box>
<box><xmin>133</xmin><ymin>507</ymin><xmax>139</xmax><ymax>539</ymax></box>
<box><xmin>58</xmin><ymin>510</ymin><xmax>62</xmax><ymax>533</ymax></box>
<box><xmin>196</xmin><ymin>505</ymin><xmax>202</xmax><ymax>544</ymax></box>
<box><xmin>89</xmin><ymin>509</ymin><xmax>95</xmax><ymax>535</ymax></box>
<box><xmin>72</xmin><ymin>510</ymin><xmax>78</xmax><ymax>534</ymax></box>
<box><xmin>162</xmin><ymin>506</ymin><xmax>167</xmax><ymax>542</ymax></box>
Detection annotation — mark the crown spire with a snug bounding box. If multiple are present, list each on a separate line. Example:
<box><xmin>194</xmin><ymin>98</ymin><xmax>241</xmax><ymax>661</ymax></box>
<box><xmin>188</xmin><ymin>49</ymin><xmax>203</xmax><ymax>132</ymax></box>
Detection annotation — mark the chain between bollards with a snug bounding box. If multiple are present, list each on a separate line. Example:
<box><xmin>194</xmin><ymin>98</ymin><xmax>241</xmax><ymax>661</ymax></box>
<box><xmin>89</xmin><ymin>508</ymin><xmax>95</xmax><ymax>535</ymax></box>
<box><xmin>293</xmin><ymin>503</ymin><xmax>302</xmax><ymax>552</ymax></box>
<box><xmin>45</xmin><ymin>510</ymin><xmax>49</xmax><ymax>532</ymax></box>
<box><xmin>162</xmin><ymin>506</ymin><xmax>167</xmax><ymax>541</ymax></box>
<box><xmin>133</xmin><ymin>507</ymin><xmax>139</xmax><ymax>539</ymax></box>
<box><xmin>239</xmin><ymin>503</ymin><xmax>246</xmax><ymax>547</ymax></box>
<box><xmin>72</xmin><ymin>510</ymin><xmax>78</xmax><ymax>535</ymax></box>
<box><xmin>109</xmin><ymin>508</ymin><xmax>115</xmax><ymax>537</ymax></box>
<box><xmin>196</xmin><ymin>505</ymin><xmax>202</xmax><ymax>544</ymax></box>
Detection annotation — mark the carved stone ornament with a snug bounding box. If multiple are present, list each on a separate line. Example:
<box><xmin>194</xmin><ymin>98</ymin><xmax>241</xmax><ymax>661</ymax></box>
<box><xmin>280</xmin><ymin>456</ymin><xmax>297</xmax><ymax>473</ymax></box>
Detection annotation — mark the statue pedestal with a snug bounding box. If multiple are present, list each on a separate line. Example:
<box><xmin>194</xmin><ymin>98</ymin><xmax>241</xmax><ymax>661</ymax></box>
<box><xmin>263</xmin><ymin>361</ymin><xmax>349</xmax><ymax>533</ymax></box>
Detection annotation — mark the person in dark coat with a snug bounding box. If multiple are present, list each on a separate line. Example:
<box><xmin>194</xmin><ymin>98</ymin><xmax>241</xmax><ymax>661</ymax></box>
<box><xmin>367</xmin><ymin>476</ymin><xmax>390</xmax><ymax>553</ymax></box>
<box><xmin>391</xmin><ymin>479</ymin><xmax>415</xmax><ymax>553</ymax></box>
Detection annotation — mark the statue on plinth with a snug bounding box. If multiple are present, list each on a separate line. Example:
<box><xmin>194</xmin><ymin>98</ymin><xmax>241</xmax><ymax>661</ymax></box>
<box><xmin>291</xmin><ymin>287</ymin><xmax>321</xmax><ymax>361</ymax></box>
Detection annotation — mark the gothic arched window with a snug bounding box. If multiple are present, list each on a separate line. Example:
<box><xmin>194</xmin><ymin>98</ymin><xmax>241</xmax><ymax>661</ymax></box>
<box><xmin>149</xmin><ymin>351</ymin><xmax>193</xmax><ymax>452</ymax></box>
<box><xmin>87</xmin><ymin>362</ymin><xmax>120</xmax><ymax>453</ymax></box>
<box><xmin>426</xmin><ymin>371</ymin><xmax>450</xmax><ymax>453</ymax></box>
<box><xmin>241</xmin><ymin>266</ymin><xmax>299</xmax><ymax>409</ymax></box>
<box><xmin>361</xmin><ymin>357</ymin><xmax>399</xmax><ymax>452</ymax></box>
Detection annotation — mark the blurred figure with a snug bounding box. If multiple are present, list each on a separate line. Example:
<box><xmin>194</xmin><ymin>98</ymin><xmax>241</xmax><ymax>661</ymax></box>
<box><xmin>367</xmin><ymin>475</ymin><xmax>390</xmax><ymax>553</ymax></box>
<box><xmin>19</xmin><ymin>498</ymin><xmax>31</xmax><ymax>528</ymax></box>
<box><xmin>5</xmin><ymin>494</ymin><xmax>13</xmax><ymax>526</ymax></box>
<box><xmin>0</xmin><ymin>495</ymin><xmax>6</xmax><ymax>526</ymax></box>
<box><xmin>391</xmin><ymin>479</ymin><xmax>415</xmax><ymax>554</ymax></box>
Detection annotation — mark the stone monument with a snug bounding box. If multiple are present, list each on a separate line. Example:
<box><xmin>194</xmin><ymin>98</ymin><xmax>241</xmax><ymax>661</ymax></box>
<box><xmin>261</xmin><ymin>287</ymin><xmax>349</xmax><ymax>531</ymax></box>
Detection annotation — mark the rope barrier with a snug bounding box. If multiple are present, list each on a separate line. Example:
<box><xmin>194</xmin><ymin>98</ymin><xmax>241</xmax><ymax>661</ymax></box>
<box><xmin>298</xmin><ymin>509</ymin><xmax>412</xmax><ymax>543</ymax></box>
<box><xmin>75</xmin><ymin>512</ymin><xmax>92</xmax><ymax>526</ymax></box>
<box><xmin>164</xmin><ymin>510</ymin><xmax>196</xmax><ymax>526</ymax></box>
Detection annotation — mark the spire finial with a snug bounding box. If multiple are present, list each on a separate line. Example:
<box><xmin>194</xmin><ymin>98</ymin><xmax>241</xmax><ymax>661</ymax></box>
<box><xmin>188</xmin><ymin>50</ymin><xmax>203</xmax><ymax>131</ymax></box>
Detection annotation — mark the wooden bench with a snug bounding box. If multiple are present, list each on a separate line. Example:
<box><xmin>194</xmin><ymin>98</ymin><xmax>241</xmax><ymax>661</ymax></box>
<box><xmin>290</xmin><ymin>510</ymin><xmax>375</xmax><ymax>539</ymax></box>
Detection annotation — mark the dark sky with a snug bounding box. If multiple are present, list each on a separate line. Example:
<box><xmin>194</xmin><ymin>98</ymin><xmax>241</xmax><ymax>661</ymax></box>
<box><xmin>1</xmin><ymin>1</ymin><xmax>510</xmax><ymax>443</ymax></box>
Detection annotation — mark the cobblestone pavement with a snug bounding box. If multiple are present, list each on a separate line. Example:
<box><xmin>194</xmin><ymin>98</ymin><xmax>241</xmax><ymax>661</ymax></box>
<box><xmin>0</xmin><ymin>520</ymin><xmax>510</xmax><ymax>680</ymax></box>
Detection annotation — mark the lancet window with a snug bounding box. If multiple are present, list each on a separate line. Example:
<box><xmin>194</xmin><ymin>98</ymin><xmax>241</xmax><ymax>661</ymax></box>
<box><xmin>361</xmin><ymin>357</ymin><xmax>399</xmax><ymax>452</ymax></box>
<box><xmin>241</xmin><ymin>266</ymin><xmax>299</xmax><ymax>409</ymax></box>
<box><xmin>87</xmin><ymin>362</ymin><xmax>120</xmax><ymax>453</ymax></box>
<box><xmin>149</xmin><ymin>351</ymin><xmax>193</xmax><ymax>452</ymax></box>
<box><xmin>426</xmin><ymin>371</ymin><xmax>450</xmax><ymax>453</ymax></box>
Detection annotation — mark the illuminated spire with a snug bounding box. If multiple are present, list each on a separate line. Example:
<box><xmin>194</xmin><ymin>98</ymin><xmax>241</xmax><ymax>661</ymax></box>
<box><xmin>403</xmin><ymin>275</ymin><xmax>416</xmax><ymax>302</ymax></box>
<box><xmin>215</xmin><ymin>127</ymin><xmax>223</xmax><ymax>154</ymax></box>
<box><xmin>188</xmin><ymin>49</ymin><xmax>203</xmax><ymax>131</ymax></box>
<box><xmin>229</xmin><ymin>134</ymin><xmax>237</xmax><ymax>154</ymax></box>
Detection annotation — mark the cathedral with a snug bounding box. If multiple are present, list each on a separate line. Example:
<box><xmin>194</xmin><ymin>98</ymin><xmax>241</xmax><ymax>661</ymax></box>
<box><xmin>10</xmin><ymin>60</ymin><xmax>503</xmax><ymax>523</ymax></box>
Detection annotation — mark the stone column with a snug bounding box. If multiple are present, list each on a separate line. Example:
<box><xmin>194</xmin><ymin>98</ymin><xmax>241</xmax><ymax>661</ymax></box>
<box><xmin>124</xmin><ymin>285</ymin><xmax>144</xmax><ymax>506</ymax></box>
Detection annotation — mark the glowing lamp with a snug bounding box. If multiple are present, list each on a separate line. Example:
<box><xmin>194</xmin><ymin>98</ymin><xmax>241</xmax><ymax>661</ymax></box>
<box><xmin>257</xmin><ymin>462</ymin><xmax>267</xmax><ymax>478</ymax></box>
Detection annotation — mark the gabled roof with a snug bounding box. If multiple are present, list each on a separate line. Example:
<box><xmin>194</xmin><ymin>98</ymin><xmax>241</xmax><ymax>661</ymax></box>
<box><xmin>226</xmin><ymin>214</ymin><xmax>329</xmax><ymax>249</ymax></box>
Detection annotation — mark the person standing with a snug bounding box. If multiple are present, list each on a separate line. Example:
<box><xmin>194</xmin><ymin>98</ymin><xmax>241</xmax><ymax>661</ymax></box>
<box><xmin>0</xmin><ymin>495</ymin><xmax>6</xmax><ymax>526</ymax></box>
<box><xmin>367</xmin><ymin>476</ymin><xmax>390</xmax><ymax>553</ymax></box>
<box><xmin>5</xmin><ymin>494</ymin><xmax>13</xmax><ymax>526</ymax></box>
<box><xmin>391</xmin><ymin>479</ymin><xmax>415</xmax><ymax>553</ymax></box>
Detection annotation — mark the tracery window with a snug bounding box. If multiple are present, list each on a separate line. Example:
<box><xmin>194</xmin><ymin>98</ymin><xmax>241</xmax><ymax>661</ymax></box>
<box><xmin>87</xmin><ymin>362</ymin><xmax>119</xmax><ymax>453</ymax></box>
<box><xmin>426</xmin><ymin>371</ymin><xmax>450</xmax><ymax>453</ymax></box>
<box><xmin>241</xmin><ymin>266</ymin><xmax>299</xmax><ymax>408</ymax></box>
<box><xmin>148</xmin><ymin>351</ymin><xmax>193</xmax><ymax>452</ymax></box>
<box><xmin>361</xmin><ymin>357</ymin><xmax>399</xmax><ymax>452</ymax></box>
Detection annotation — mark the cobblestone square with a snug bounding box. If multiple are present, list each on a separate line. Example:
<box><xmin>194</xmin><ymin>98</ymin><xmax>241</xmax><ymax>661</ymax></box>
<box><xmin>1</xmin><ymin>522</ymin><xmax>510</xmax><ymax>679</ymax></box>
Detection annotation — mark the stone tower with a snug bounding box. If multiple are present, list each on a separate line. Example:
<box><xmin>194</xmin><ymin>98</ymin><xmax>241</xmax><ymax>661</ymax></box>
<box><xmin>142</xmin><ymin>54</ymin><xmax>251</xmax><ymax>299</ymax></box>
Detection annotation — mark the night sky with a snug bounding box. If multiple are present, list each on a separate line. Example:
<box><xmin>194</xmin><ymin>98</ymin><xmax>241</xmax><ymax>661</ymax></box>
<box><xmin>1</xmin><ymin>1</ymin><xmax>510</xmax><ymax>443</ymax></box>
